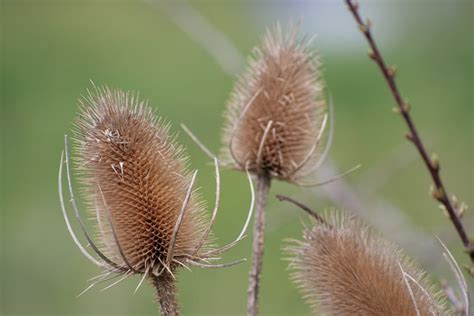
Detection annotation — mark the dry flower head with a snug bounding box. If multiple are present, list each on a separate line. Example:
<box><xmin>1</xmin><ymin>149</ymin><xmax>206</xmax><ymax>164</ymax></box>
<box><xmin>59</xmin><ymin>86</ymin><xmax>253</xmax><ymax>294</ymax></box>
<box><xmin>221</xmin><ymin>22</ymin><xmax>329</xmax><ymax>184</ymax></box>
<box><xmin>287</xmin><ymin>210</ymin><xmax>449</xmax><ymax>316</ymax></box>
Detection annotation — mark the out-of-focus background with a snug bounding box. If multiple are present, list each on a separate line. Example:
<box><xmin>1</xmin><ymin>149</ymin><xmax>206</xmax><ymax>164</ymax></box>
<box><xmin>1</xmin><ymin>0</ymin><xmax>472</xmax><ymax>315</ymax></box>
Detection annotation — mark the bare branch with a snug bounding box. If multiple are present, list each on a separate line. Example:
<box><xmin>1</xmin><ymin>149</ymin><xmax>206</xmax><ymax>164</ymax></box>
<box><xmin>276</xmin><ymin>194</ymin><xmax>327</xmax><ymax>226</ymax></box>
<box><xmin>345</xmin><ymin>0</ymin><xmax>473</xmax><ymax>262</ymax></box>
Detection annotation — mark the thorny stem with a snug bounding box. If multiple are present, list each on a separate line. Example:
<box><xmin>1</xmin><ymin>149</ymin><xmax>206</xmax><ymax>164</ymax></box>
<box><xmin>345</xmin><ymin>0</ymin><xmax>474</xmax><ymax>263</ymax></box>
<box><xmin>247</xmin><ymin>173</ymin><xmax>271</xmax><ymax>316</ymax></box>
<box><xmin>151</xmin><ymin>273</ymin><xmax>180</xmax><ymax>316</ymax></box>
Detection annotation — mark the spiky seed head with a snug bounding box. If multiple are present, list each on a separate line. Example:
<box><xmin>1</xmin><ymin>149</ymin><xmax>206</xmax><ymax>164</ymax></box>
<box><xmin>74</xmin><ymin>86</ymin><xmax>208</xmax><ymax>275</ymax></box>
<box><xmin>221</xmin><ymin>22</ymin><xmax>328</xmax><ymax>182</ymax></box>
<box><xmin>287</xmin><ymin>211</ymin><xmax>448</xmax><ymax>316</ymax></box>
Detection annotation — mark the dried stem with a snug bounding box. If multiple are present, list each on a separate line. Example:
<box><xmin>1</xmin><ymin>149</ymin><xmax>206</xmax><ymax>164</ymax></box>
<box><xmin>247</xmin><ymin>173</ymin><xmax>271</xmax><ymax>316</ymax></box>
<box><xmin>345</xmin><ymin>0</ymin><xmax>473</xmax><ymax>262</ymax></box>
<box><xmin>276</xmin><ymin>194</ymin><xmax>327</xmax><ymax>226</ymax></box>
<box><xmin>151</xmin><ymin>273</ymin><xmax>180</xmax><ymax>316</ymax></box>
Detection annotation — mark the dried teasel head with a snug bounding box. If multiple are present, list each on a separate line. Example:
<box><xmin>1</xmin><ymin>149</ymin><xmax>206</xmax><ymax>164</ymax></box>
<box><xmin>221</xmin><ymin>22</ymin><xmax>329</xmax><ymax>183</ymax></box>
<box><xmin>286</xmin><ymin>208</ymin><xmax>449</xmax><ymax>316</ymax></box>
<box><xmin>59</xmin><ymin>86</ymin><xmax>254</xmax><ymax>300</ymax></box>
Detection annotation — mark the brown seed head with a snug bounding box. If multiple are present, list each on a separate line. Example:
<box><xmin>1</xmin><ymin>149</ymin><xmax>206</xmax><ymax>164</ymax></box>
<box><xmin>221</xmin><ymin>23</ymin><xmax>328</xmax><ymax>182</ymax></box>
<box><xmin>287</xmin><ymin>211</ymin><xmax>448</xmax><ymax>316</ymax></box>
<box><xmin>74</xmin><ymin>86</ymin><xmax>208</xmax><ymax>275</ymax></box>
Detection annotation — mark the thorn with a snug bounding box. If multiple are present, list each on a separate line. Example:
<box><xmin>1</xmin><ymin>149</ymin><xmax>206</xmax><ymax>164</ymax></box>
<box><xmin>431</xmin><ymin>153</ymin><xmax>440</xmax><ymax>171</ymax></box>
<box><xmin>405</xmin><ymin>132</ymin><xmax>414</xmax><ymax>142</ymax></box>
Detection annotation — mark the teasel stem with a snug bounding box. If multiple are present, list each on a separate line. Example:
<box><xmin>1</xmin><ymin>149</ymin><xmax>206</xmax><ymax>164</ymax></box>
<box><xmin>151</xmin><ymin>274</ymin><xmax>180</xmax><ymax>316</ymax></box>
<box><xmin>247</xmin><ymin>172</ymin><xmax>271</xmax><ymax>316</ymax></box>
<box><xmin>276</xmin><ymin>194</ymin><xmax>327</xmax><ymax>226</ymax></box>
<box><xmin>345</xmin><ymin>0</ymin><xmax>474</xmax><ymax>263</ymax></box>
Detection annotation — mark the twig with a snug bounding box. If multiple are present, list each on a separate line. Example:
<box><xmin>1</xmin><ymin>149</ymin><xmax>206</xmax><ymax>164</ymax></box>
<box><xmin>247</xmin><ymin>173</ymin><xmax>271</xmax><ymax>316</ymax></box>
<box><xmin>345</xmin><ymin>0</ymin><xmax>473</xmax><ymax>262</ymax></box>
<box><xmin>276</xmin><ymin>194</ymin><xmax>327</xmax><ymax>226</ymax></box>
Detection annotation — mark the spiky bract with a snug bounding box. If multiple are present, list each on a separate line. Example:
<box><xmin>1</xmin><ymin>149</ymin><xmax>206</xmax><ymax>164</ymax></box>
<box><xmin>74</xmin><ymin>86</ymin><xmax>208</xmax><ymax>275</ymax></box>
<box><xmin>221</xmin><ymin>23</ymin><xmax>328</xmax><ymax>182</ymax></box>
<box><xmin>287</xmin><ymin>211</ymin><xmax>449</xmax><ymax>316</ymax></box>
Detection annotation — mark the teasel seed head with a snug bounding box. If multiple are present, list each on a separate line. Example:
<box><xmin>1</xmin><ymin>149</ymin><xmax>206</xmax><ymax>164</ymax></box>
<box><xmin>59</xmin><ymin>85</ymin><xmax>252</xmax><ymax>302</ymax></box>
<box><xmin>287</xmin><ymin>210</ymin><xmax>449</xmax><ymax>316</ymax></box>
<box><xmin>221</xmin><ymin>22</ymin><xmax>329</xmax><ymax>183</ymax></box>
<box><xmin>74</xmin><ymin>86</ymin><xmax>212</xmax><ymax>275</ymax></box>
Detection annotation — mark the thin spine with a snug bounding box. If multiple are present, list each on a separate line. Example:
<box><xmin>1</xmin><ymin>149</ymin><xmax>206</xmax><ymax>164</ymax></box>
<box><xmin>200</xmin><ymin>167</ymin><xmax>255</xmax><ymax>257</ymax></box>
<box><xmin>97</xmin><ymin>184</ymin><xmax>137</xmax><ymax>272</ymax></box>
<box><xmin>286</xmin><ymin>113</ymin><xmax>328</xmax><ymax>178</ymax></box>
<box><xmin>192</xmin><ymin>158</ymin><xmax>220</xmax><ymax>254</ymax></box>
<box><xmin>437</xmin><ymin>237</ymin><xmax>469</xmax><ymax>315</ymax></box>
<box><xmin>295</xmin><ymin>164</ymin><xmax>361</xmax><ymax>187</ymax></box>
<box><xmin>188</xmin><ymin>258</ymin><xmax>246</xmax><ymax>269</ymax></box>
<box><xmin>229</xmin><ymin>87</ymin><xmax>263</xmax><ymax>168</ymax></box>
<box><xmin>398</xmin><ymin>261</ymin><xmax>421</xmax><ymax>316</ymax></box>
<box><xmin>256</xmin><ymin>120</ymin><xmax>273</xmax><ymax>168</ymax></box>
<box><xmin>179</xmin><ymin>125</ymin><xmax>256</xmax><ymax>257</ymax></box>
<box><xmin>166</xmin><ymin>170</ymin><xmax>198</xmax><ymax>267</ymax></box>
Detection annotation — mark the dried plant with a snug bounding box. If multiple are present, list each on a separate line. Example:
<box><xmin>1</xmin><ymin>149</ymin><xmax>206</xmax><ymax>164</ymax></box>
<box><xmin>159</xmin><ymin>0</ymin><xmax>426</xmax><ymax>267</ymax></box>
<box><xmin>218</xmin><ymin>22</ymin><xmax>331</xmax><ymax>315</ymax></box>
<box><xmin>279</xmin><ymin>195</ymin><xmax>449</xmax><ymax>316</ymax></box>
<box><xmin>221</xmin><ymin>23</ymin><xmax>329</xmax><ymax>184</ymax></box>
<box><xmin>59</xmin><ymin>86</ymin><xmax>254</xmax><ymax>316</ymax></box>
<box><xmin>344</xmin><ymin>0</ymin><xmax>473</xmax><ymax>265</ymax></box>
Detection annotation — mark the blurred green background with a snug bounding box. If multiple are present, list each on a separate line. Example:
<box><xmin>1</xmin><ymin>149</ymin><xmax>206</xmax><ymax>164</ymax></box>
<box><xmin>1</xmin><ymin>0</ymin><xmax>472</xmax><ymax>315</ymax></box>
